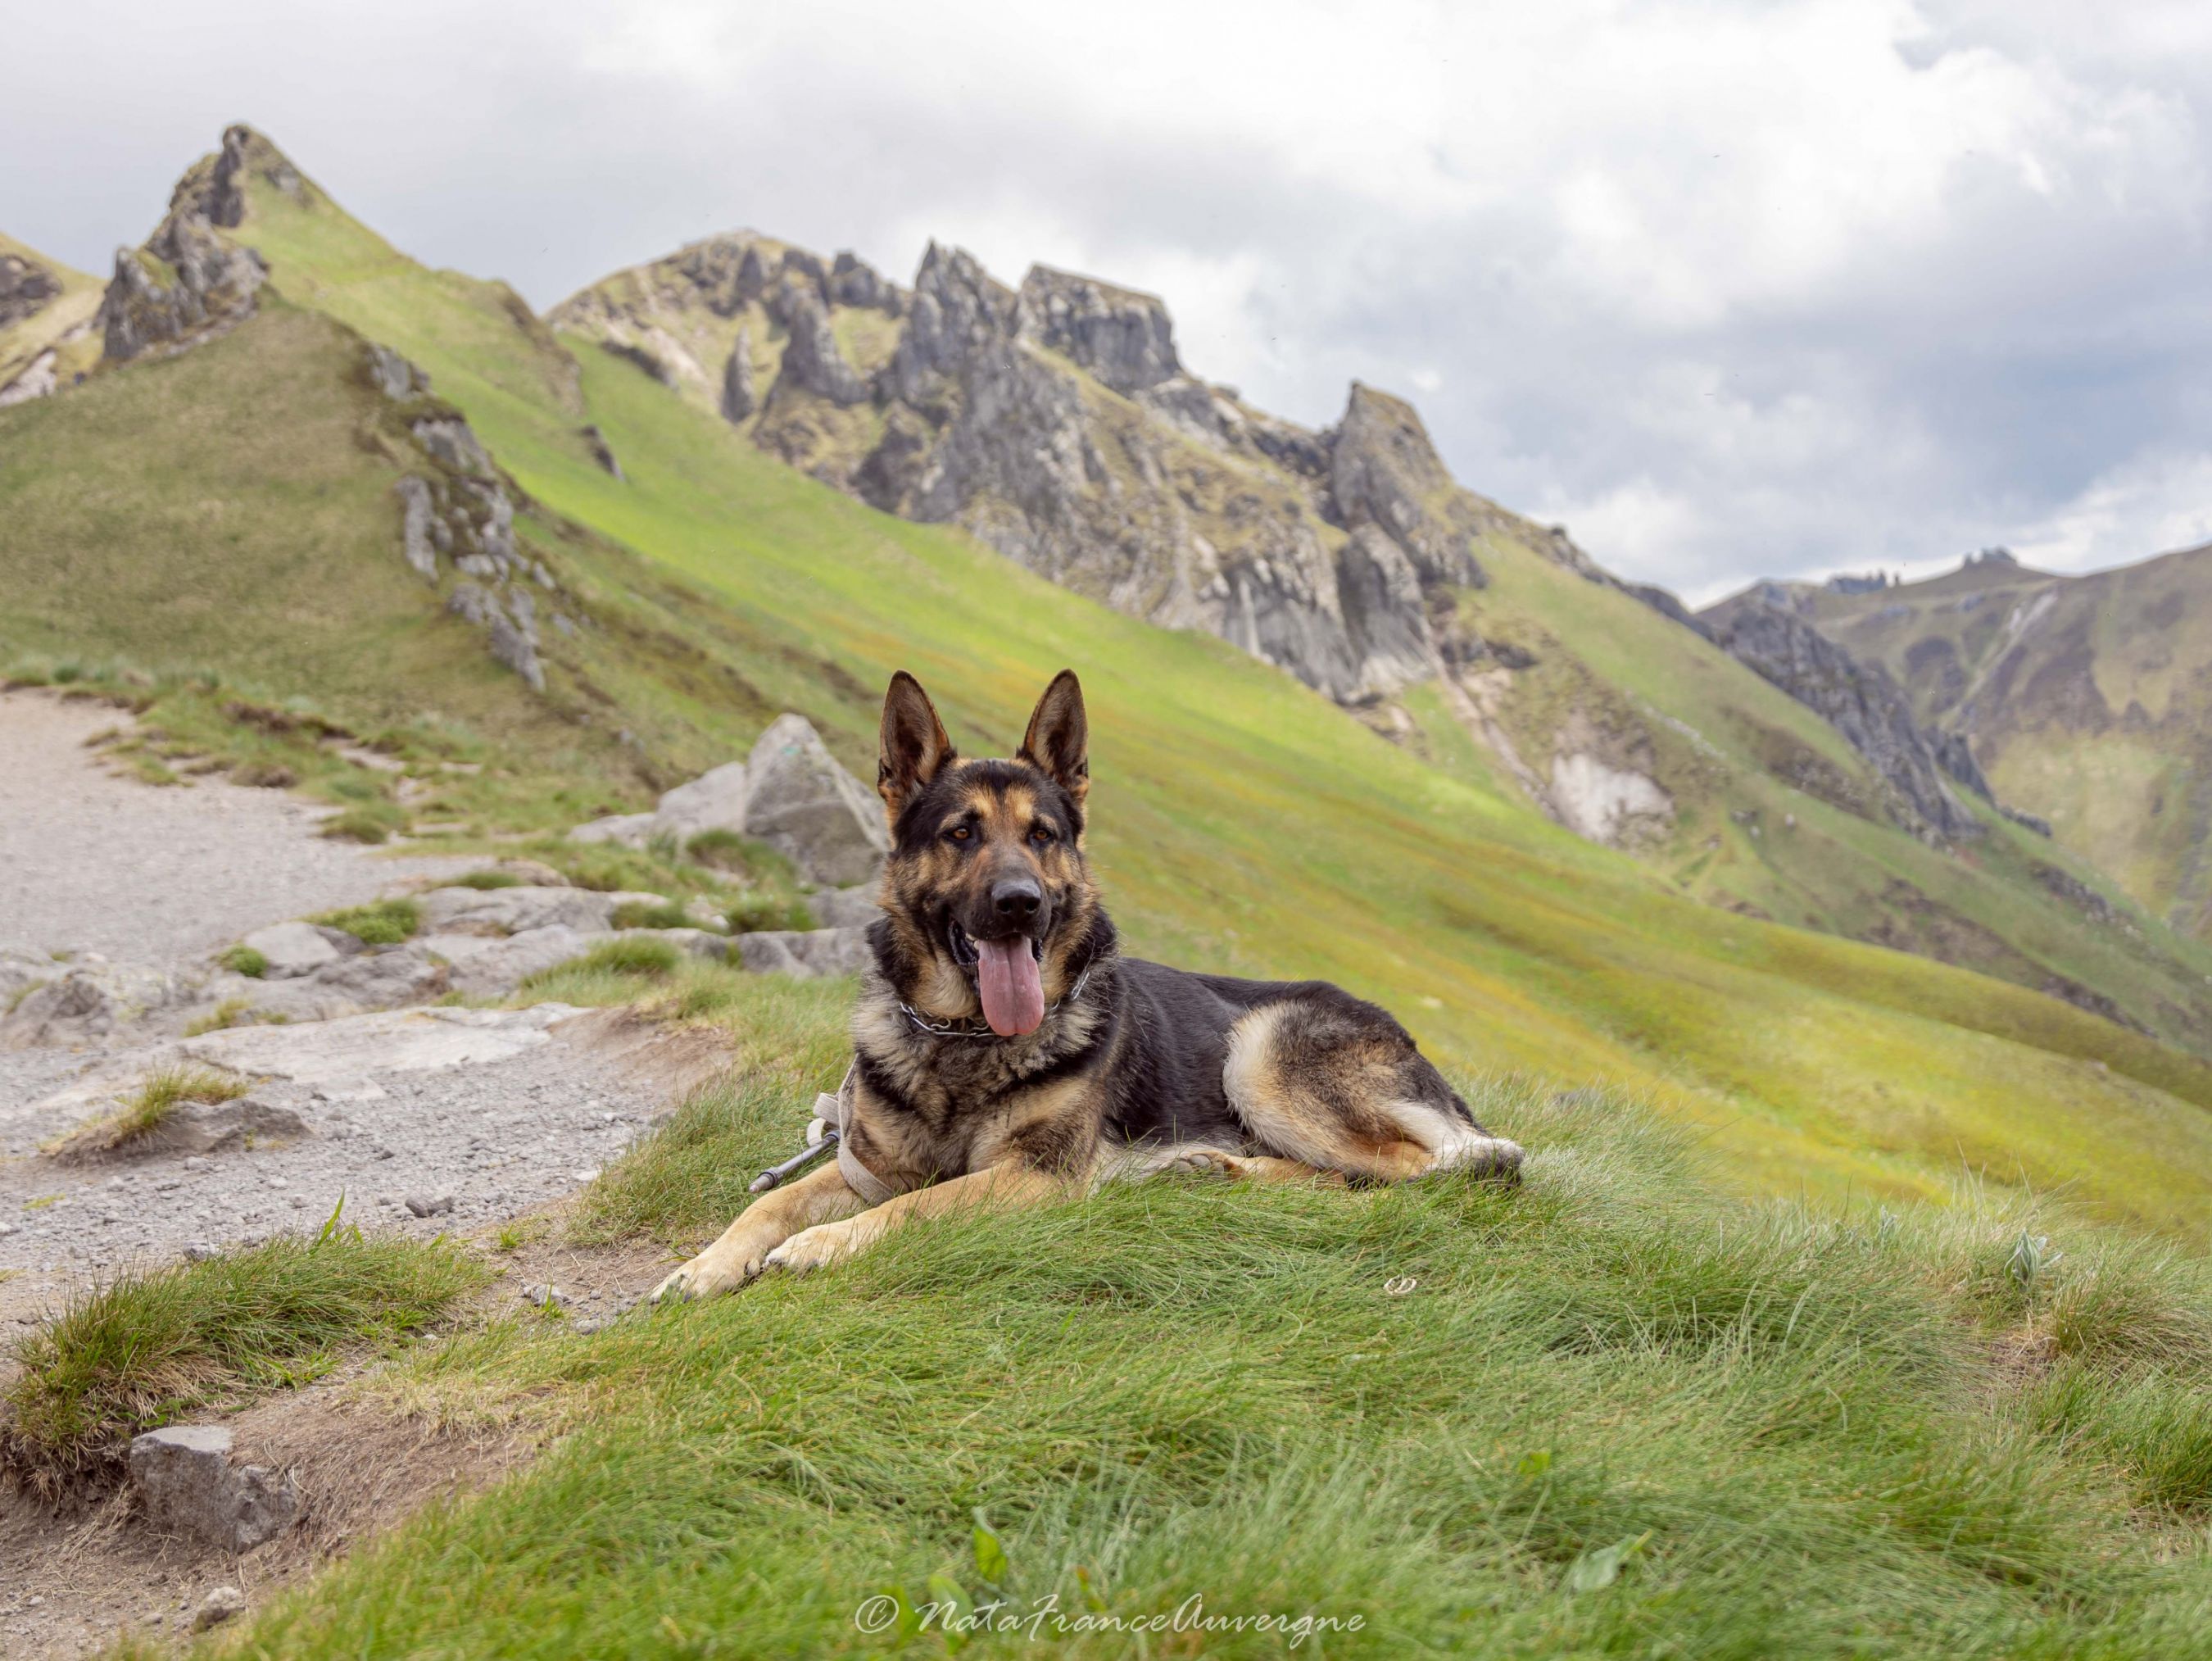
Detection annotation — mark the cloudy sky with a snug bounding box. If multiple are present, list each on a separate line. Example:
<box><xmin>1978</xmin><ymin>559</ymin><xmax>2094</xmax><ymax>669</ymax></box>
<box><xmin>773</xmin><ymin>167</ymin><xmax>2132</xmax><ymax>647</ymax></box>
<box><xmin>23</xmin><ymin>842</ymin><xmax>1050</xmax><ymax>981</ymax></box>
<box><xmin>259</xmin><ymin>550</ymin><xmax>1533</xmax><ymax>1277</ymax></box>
<box><xmin>10</xmin><ymin>0</ymin><xmax>2212</xmax><ymax>603</ymax></box>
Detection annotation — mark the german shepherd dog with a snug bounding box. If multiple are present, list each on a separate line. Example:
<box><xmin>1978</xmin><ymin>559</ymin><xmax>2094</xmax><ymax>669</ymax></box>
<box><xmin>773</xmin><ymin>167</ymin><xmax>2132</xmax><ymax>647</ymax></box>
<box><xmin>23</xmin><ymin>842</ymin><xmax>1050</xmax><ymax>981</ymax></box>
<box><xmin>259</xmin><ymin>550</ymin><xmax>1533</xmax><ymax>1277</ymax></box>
<box><xmin>652</xmin><ymin>670</ymin><xmax>1522</xmax><ymax>1300</ymax></box>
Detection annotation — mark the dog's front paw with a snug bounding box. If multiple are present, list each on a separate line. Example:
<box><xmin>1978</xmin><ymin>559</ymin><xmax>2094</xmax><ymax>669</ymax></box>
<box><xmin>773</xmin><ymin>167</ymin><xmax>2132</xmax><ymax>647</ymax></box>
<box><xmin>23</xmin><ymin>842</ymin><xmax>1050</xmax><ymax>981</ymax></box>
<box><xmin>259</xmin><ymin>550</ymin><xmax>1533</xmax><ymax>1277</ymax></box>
<box><xmin>764</xmin><ymin>1219</ymin><xmax>863</xmax><ymax>1275</ymax></box>
<box><xmin>650</xmin><ymin>1250</ymin><xmax>754</xmax><ymax>1304</ymax></box>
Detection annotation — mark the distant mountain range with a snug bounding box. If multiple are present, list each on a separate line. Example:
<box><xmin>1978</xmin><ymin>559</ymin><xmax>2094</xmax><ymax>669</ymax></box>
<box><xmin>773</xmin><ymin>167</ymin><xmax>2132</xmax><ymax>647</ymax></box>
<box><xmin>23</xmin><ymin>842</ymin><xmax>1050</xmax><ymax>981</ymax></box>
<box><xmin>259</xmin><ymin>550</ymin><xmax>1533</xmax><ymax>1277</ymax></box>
<box><xmin>1702</xmin><ymin>546</ymin><xmax>2212</xmax><ymax>942</ymax></box>
<box><xmin>4</xmin><ymin>125</ymin><xmax>2210</xmax><ymax>1063</ymax></box>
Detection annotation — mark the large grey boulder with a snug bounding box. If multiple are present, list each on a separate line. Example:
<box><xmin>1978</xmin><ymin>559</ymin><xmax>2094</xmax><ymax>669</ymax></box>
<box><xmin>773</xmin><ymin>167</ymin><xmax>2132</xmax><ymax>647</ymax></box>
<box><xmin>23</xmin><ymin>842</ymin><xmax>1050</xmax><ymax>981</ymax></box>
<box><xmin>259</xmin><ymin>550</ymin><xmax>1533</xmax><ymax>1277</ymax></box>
<box><xmin>736</xmin><ymin>926</ymin><xmax>873</xmax><ymax>979</ymax></box>
<box><xmin>654</xmin><ymin>760</ymin><xmax>750</xmax><ymax>843</ymax></box>
<box><xmin>129</xmin><ymin>1424</ymin><xmax>298</xmax><ymax>1552</ymax></box>
<box><xmin>241</xmin><ymin>920</ymin><xmax>343</xmax><ymax>979</ymax></box>
<box><xmin>741</xmin><ymin>715</ymin><xmax>890</xmax><ymax>885</ymax></box>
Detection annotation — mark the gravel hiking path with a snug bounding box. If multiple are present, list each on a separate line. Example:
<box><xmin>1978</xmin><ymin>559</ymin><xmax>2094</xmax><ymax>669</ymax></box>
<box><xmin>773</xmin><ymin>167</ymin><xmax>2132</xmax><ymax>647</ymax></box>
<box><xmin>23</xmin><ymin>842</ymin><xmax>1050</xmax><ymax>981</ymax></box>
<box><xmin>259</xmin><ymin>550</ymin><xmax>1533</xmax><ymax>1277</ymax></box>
<box><xmin>0</xmin><ymin>686</ymin><xmax>730</xmax><ymax>1328</ymax></box>
<box><xmin>0</xmin><ymin>689</ymin><xmax>746</xmax><ymax>1658</ymax></box>
<box><xmin>0</xmin><ymin>688</ymin><xmax>470</xmax><ymax>964</ymax></box>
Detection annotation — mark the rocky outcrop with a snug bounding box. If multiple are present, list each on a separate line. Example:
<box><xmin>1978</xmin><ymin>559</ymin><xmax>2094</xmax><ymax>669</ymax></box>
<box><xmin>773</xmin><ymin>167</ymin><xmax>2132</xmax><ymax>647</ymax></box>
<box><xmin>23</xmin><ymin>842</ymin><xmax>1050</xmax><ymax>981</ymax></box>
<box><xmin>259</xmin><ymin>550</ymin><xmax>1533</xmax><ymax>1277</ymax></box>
<box><xmin>1017</xmin><ymin>265</ymin><xmax>1179</xmax><ymax>394</ymax></box>
<box><xmin>0</xmin><ymin>252</ymin><xmax>61</xmax><ymax>329</ymax></box>
<box><xmin>1705</xmin><ymin>596</ymin><xmax>1981</xmax><ymax>840</ymax></box>
<box><xmin>719</xmin><ymin>331</ymin><xmax>756</xmax><ymax>422</ymax></box>
<box><xmin>0</xmin><ymin>349</ymin><xmax>61</xmax><ymax>408</ymax></box>
<box><xmin>447</xmin><ymin>582</ymin><xmax>543</xmax><ymax>691</ymax></box>
<box><xmin>1625</xmin><ymin>582</ymin><xmax>1712</xmax><ymax>639</ymax></box>
<box><xmin>1326</xmin><ymin>385</ymin><xmax>1486</xmax><ymax>591</ymax></box>
<box><xmin>1930</xmin><ymin>729</ymin><xmax>1993</xmax><ymax>802</ymax></box>
<box><xmin>827</xmin><ymin>251</ymin><xmax>902</xmax><ymax>314</ymax></box>
<box><xmin>769</xmin><ymin>282</ymin><xmax>871</xmax><ymax>406</ymax></box>
<box><xmin>100</xmin><ymin>125</ymin><xmax>272</xmax><ymax>362</ymax></box>
<box><xmin>356</xmin><ymin>341</ymin><xmax>554</xmax><ymax>688</ymax></box>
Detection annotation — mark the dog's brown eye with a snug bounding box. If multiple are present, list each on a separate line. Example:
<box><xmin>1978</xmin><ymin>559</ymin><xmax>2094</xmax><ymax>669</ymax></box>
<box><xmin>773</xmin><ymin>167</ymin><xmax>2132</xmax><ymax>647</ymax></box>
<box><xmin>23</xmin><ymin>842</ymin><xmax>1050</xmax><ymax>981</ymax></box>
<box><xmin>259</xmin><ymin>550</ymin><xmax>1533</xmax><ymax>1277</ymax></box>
<box><xmin>1028</xmin><ymin>825</ymin><xmax>1055</xmax><ymax>847</ymax></box>
<box><xmin>947</xmin><ymin>825</ymin><xmax>971</xmax><ymax>842</ymax></box>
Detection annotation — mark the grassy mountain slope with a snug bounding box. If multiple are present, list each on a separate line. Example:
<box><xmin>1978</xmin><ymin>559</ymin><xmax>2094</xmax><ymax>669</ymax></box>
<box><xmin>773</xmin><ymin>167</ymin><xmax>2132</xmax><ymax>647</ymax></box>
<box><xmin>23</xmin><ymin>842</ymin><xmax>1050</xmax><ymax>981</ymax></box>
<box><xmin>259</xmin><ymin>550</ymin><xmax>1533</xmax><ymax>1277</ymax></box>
<box><xmin>29</xmin><ymin>137</ymin><xmax>2180</xmax><ymax>1232</ymax></box>
<box><xmin>555</xmin><ymin>226</ymin><xmax>2212</xmax><ymax>1051</ymax></box>
<box><xmin>1785</xmin><ymin>550</ymin><xmax>2212</xmax><ymax>941</ymax></box>
<box><xmin>0</xmin><ymin>231</ymin><xmax>102</xmax><ymax>402</ymax></box>
<box><xmin>181</xmin><ymin>1032</ymin><xmax>2212</xmax><ymax>1659</ymax></box>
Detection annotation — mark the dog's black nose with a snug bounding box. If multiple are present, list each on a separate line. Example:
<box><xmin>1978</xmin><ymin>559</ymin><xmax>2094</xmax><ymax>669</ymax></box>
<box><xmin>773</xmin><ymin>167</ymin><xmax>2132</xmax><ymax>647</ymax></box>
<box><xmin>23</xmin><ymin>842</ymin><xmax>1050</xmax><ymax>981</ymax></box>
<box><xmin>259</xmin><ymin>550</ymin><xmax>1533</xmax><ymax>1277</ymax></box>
<box><xmin>991</xmin><ymin>877</ymin><xmax>1041</xmax><ymax>923</ymax></box>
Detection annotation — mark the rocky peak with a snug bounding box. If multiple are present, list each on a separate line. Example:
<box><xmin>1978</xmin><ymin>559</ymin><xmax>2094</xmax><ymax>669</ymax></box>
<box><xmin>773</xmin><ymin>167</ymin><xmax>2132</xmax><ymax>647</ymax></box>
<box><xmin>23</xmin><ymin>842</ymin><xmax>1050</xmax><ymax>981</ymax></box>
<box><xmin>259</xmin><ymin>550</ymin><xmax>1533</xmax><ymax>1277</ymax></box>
<box><xmin>827</xmin><ymin>251</ymin><xmax>903</xmax><ymax>315</ymax></box>
<box><xmin>891</xmin><ymin>243</ymin><xmax>1018</xmax><ymax>396</ymax></box>
<box><xmin>99</xmin><ymin>126</ymin><xmax>286</xmax><ymax>362</ymax></box>
<box><xmin>1015</xmin><ymin>265</ymin><xmax>1179</xmax><ymax>395</ymax></box>
<box><xmin>1323</xmin><ymin>383</ymin><xmax>1485</xmax><ymax>589</ymax></box>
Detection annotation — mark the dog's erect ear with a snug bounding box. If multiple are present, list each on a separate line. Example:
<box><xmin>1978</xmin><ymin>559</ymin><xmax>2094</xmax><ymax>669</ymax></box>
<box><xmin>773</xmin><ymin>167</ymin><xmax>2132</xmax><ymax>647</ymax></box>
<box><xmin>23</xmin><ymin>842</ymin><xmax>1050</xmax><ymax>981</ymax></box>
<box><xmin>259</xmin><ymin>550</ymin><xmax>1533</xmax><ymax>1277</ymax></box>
<box><xmin>878</xmin><ymin>671</ymin><xmax>956</xmax><ymax>823</ymax></box>
<box><xmin>1018</xmin><ymin>669</ymin><xmax>1089</xmax><ymax>806</ymax></box>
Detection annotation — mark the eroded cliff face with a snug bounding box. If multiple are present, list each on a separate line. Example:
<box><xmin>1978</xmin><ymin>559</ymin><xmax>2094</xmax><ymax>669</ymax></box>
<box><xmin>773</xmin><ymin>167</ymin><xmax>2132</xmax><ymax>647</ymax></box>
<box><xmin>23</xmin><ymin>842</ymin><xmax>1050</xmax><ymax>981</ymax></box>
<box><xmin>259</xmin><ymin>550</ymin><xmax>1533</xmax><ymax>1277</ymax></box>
<box><xmin>548</xmin><ymin>236</ymin><xmax>1620</xmax><ymax>712</ymax></box>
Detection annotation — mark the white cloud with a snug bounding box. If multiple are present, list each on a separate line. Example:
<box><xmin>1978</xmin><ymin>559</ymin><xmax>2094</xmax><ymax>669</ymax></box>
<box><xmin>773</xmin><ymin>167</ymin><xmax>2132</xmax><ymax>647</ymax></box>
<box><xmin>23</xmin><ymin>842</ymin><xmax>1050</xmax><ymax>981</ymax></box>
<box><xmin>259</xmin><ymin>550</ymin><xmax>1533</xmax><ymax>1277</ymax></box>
<box><xmin>4</xmin><ymin>0</ymin><xmax>2210</xmax><ymax>599</ymax></box>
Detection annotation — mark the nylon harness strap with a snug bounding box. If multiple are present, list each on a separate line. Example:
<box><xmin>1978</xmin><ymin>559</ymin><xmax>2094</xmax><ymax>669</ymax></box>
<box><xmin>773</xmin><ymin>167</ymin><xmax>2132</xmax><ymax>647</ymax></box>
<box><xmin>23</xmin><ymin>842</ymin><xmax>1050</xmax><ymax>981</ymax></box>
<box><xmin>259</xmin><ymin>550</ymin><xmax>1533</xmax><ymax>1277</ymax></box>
<box><xmin>809</xmin><ymin>1061</ymin><xmax>899</xmax><ymax>1207</ymax></box>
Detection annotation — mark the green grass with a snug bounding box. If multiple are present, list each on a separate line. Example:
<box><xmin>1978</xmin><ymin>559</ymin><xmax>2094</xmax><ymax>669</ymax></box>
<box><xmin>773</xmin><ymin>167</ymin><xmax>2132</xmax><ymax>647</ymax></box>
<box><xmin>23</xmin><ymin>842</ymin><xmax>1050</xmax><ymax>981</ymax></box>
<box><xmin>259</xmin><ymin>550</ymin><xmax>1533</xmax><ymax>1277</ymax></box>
<box><xmin>520</xmin><ymin>933</ymin><xmax>682</xmax><ymax>992</ymax></box>
<box><xmin>0</xmin><ymin>1223</ymin><xmax>484</xmax><ymax>1493</ymax></box>
<box><xmin>52</xmin><ymin>1065</ymin><xmax>247</xmax><ymax>1155</ymax></box>
<box><xmin>455</xmin><ymin>869</ymin><xmax>524</xmax><ymax>890</ymax></box>
<box><xmin>610</xmin><ymin>897</ymin><xmax>696</xmax><ymax>932</ymax></box>
<box><xmin>320</xmin><ymin>805</ymin><xmax>396</xmax><ymax>843</ymax></box>
<box><xmin>209</xmin><ymin>1054</ymin><xmax>2212</xmax><ymax>1659</ymax></box>
<box><xmin>183</xmin><ymin>996</ymin><xmax>257</xmax><ymax>1037</ymax></box>
<box><xmin>684</xmin><ymin>826</ymin><xmax>777</xmax><ymax>878</ymax></box>
<box><xmin>218</xmin><ymin>943</ymin><xmax>269</xmax><ymax>978</ymax></box>
<box><xmin>307</xmin><ymin>896</ymin><xmax>419</xmax><ymax>946</ymax></box>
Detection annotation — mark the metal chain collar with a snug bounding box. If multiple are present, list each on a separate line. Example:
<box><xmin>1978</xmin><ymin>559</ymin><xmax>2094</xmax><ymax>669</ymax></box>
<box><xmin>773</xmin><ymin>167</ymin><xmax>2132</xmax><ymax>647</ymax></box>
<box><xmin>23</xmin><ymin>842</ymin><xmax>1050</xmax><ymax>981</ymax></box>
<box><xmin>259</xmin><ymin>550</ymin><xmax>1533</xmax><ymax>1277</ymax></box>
<box><xmin>898</xmin><ymin>964</ymin><xmax>1096</xmax><ymax>1041</ymax></box>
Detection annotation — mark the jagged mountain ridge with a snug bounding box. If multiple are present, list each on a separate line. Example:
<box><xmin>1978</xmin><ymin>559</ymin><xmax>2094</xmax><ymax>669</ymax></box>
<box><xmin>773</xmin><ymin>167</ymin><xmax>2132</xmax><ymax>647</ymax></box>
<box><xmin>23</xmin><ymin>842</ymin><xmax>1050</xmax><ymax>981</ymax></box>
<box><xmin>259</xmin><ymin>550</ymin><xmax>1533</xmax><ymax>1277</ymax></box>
<box><xmin>550</xmin><ymin>232</ymin><xmax>1605</xmax><ymax>708</ymax></box>
<box><xmin>1711</xmin><ymin>547</ymin><xmax>2212</xmax><ymax>940</ymax></box>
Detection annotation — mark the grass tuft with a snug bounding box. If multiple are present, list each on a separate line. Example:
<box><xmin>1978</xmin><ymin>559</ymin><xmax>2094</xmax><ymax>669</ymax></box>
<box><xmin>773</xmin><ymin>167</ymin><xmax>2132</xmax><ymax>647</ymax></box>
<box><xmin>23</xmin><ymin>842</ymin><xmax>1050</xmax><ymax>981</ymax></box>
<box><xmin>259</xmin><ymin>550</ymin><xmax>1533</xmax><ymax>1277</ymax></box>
<box><xmin>610</xmin><ymin>898</ymin><xmax>696</xmax><ymax>932</ymax></box>
<box><xmin>182</xmin><ymin>996</ymin><xmax>257</xmax><ymax>1037</ymax></box>
<box><xmin>308</xmin><ymin>897</ymin><xmax>419</xmax><ymax>946</ymax></box>
<box><xmin>0</xmin><ymin>1228</ymin><xmax>484</xmax><ymax>1493</ymax></box>
<box><xmin>320</xmin><ymin>807</ymin><xmax>394</xmax><ymax>843</ymax></box>
<box><xmin>523</xmin><ymin>934</ymin><xmax>681</xmax><ymax>990</ymax></box>
<box><xmin>53</xmin><ymin>1066</ymin><xmax>247</xmax><ymax>1156</ymax></box>
<box><xmin>454</xmin><ymin>869</ymin><xmax>523</xmax><ymax>891</ymax></box>
<box><xmin>218</xmin><ymin>944</ymin><xmax>269</xmax><ymax>978</ymax></box>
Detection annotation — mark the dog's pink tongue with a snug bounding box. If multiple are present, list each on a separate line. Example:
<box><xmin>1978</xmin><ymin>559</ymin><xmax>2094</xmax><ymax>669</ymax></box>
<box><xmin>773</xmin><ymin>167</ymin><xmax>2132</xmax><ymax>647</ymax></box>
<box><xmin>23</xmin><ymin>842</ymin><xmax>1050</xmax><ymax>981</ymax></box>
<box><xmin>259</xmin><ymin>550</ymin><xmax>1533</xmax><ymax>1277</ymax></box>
<box><xmin>976</xmin><ymin>937</ymin><xmax>1045</xmax><ymax>1036</ymax></box>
